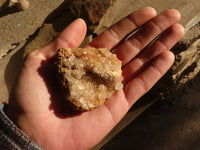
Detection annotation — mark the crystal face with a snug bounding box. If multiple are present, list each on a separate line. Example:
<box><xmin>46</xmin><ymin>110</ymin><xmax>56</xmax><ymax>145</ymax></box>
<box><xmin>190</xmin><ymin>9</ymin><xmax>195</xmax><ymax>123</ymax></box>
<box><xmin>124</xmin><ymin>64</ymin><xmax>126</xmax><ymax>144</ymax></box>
<box><xmin>56</xmin><ymin>47</ymin><xmax>123</xmax><ymax>111</ymax></box>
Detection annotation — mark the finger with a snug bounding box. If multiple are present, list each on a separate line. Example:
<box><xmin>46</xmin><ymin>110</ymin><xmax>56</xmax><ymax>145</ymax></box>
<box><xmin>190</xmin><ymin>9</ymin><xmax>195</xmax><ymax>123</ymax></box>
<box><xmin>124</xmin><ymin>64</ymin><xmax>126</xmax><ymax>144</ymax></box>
<box><xmin>114</xmin><ymin>9</ymin><xmax>181</xmax><ymax>66</ymax></box>
<box><xmin>122</xmin><ymin>24</ymin><xmax>184</xmax><ymax>84</ymax></box>
<box><xmin>125</xmin><ymin>51</ymin><xmax>174</xmax><ymax>106</ymax></box>
<box><xmin>98</xmin><ymin>51</ymin><xmax>174</xmax><ymax>124</ymax></box>
<box><xmin>88</xmin><ymin>7</ymin><xmax>157</xmax><ymax>50</ymax></box>
<box><xmin>38</xmin><ymin>18</ymin><xmax>87</xmax><ymax>59</ymax></box>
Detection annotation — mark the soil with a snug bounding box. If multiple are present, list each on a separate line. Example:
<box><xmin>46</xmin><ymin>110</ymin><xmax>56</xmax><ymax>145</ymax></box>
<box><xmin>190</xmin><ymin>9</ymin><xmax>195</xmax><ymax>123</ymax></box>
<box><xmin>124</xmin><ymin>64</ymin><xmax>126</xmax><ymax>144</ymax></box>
<box><xmin>101</xmin><ymin>73</ymin><xmax>200</xmax><ymax>150</ymax></box>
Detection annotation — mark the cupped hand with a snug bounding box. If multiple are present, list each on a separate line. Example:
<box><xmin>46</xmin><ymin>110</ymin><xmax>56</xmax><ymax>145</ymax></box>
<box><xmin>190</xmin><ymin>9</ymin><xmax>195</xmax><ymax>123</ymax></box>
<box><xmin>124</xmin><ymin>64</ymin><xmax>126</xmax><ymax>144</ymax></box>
<box><xmin>6</xmin><ymin>7</ymin><xmax>184</xmax><ymax>150</ymax></box>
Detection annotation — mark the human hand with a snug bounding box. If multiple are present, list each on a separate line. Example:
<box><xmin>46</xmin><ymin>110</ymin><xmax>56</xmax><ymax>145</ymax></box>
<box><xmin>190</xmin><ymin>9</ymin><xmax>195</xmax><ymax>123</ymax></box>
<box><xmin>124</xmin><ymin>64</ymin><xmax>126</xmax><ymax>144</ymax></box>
<box><xmin>6</xmin><ymin>7</ymin><xmax>184</xmax><ymax>150</ymax></box>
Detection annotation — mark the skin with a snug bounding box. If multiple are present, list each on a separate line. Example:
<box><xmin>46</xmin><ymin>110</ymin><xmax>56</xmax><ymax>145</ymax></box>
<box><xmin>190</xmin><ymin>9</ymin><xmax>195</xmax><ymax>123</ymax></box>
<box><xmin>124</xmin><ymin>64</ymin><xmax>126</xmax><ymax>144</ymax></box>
<box><xmin>5</xmin><ymin>7</ymin><xmax>184</xmax><ymax>150</ymax></box>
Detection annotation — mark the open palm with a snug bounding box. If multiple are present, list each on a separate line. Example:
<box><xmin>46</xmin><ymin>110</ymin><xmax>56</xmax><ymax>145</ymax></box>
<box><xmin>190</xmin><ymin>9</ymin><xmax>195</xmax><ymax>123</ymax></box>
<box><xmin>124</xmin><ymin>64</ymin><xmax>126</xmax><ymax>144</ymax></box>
<box><xmin>6</xmin><ymin>7</ymin><xmax>184</xmax><ymax>150</ymax></box>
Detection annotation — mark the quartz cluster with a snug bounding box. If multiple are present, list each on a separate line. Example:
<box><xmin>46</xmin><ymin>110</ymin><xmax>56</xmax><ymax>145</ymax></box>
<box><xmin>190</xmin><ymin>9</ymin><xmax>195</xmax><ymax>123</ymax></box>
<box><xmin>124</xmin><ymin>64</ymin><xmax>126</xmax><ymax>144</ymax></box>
<box><xmin>56</xmin><ymin>47</ymin><xmax>123</xmax><ymax>111</ymax></box>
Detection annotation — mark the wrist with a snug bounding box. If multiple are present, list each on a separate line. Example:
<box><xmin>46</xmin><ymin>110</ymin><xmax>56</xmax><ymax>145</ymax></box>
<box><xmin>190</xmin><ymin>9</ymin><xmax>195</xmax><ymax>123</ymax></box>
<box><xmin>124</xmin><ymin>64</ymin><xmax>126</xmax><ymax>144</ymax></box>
<box><xmin>0</xmin><ymin>103</ymin><xmax>43</xmax><ymax>150</ymax></box>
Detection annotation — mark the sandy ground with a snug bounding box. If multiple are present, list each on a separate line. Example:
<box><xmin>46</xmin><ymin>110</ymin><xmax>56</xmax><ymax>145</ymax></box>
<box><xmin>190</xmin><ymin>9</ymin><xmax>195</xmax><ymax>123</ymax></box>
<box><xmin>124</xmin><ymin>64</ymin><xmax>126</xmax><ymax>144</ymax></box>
<box><xmin>102</xmin><ymin>73</ymin><xmax>200</xmax><ymax>150</ymax></box>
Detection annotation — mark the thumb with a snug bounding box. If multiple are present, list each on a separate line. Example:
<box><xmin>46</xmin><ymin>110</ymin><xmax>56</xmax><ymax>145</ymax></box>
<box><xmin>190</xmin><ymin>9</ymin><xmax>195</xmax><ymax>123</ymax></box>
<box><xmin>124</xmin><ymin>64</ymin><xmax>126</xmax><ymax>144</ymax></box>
<box><xmin>39</xmin><ymin>18</ymin><xmax>87</xmax><ymax>59</ymax></box>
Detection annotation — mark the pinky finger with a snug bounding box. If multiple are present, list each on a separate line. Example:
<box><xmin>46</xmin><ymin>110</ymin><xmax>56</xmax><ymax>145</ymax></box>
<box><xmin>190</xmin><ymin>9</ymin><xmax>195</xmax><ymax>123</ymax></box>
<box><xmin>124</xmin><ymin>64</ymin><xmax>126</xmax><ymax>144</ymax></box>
<box><xmin>124</xmin><ymin>51</ymin><xmax>174</xmax><ymax>106</ymax></box>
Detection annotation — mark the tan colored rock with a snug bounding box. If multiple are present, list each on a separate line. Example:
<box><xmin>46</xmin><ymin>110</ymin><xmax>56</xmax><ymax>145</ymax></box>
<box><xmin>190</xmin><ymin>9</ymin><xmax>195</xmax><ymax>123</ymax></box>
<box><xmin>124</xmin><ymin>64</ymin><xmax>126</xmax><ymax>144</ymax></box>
<box><xmin>56</xmin><ymin>47</ymin><xmax>123</xmax><ymax>111</ymax></box>
<box><xmin>10</xmin><ymin>0</ymin><xmax>30</xmax><ymax>11</ymax></box>
<box><xmin>69</xmin><ymin>0</ymin><xmax>116</xmax><ymax>32</ymax></box>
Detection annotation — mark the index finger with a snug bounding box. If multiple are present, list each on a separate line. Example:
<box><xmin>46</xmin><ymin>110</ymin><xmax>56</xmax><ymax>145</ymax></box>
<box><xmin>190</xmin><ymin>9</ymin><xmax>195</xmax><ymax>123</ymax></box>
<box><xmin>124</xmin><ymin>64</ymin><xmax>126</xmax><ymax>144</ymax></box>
<box><xmin>88</xmin><ymin>7</ymin><xmax>157</xmax><ymax>50</ymax></box>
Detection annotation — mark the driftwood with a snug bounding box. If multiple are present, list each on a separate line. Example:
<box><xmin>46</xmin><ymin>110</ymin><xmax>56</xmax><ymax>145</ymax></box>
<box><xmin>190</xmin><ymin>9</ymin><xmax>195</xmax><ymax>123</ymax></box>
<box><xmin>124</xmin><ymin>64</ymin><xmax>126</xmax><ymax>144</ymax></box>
<box><xmin>0</xmin><ymin>0</ymin><xmax>200</xmax><ymax>149</ymax></box>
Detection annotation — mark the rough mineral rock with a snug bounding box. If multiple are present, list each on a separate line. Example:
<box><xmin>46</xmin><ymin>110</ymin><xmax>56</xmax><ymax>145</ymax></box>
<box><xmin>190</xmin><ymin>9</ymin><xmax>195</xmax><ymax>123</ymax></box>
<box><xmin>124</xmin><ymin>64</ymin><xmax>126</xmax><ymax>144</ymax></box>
<box><xmin>56</xmin><ymin>47</ymin><xmax>123</xmax><ymax>111</ymax></box>
<box><xmin>69</xmin><ymin>0</ymin><xmax>116</xmax><ymax>32</ymax></box>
